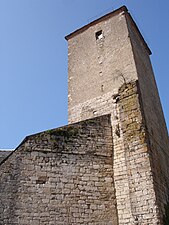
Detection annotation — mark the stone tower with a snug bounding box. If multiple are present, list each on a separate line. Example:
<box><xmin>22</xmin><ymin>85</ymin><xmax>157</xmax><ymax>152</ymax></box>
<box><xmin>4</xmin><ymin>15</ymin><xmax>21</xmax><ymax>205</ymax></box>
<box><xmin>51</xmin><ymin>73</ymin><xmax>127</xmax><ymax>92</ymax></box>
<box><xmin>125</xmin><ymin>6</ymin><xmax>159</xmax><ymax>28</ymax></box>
<box><xmin>66</xmin><ymin>6</ymin><xmax>169</xmax><ymax>224</ymax></box>
<box><xmin>0</xmin><ymin>6</ymin><xmax>169</xmax><ymax>225</ymax></box>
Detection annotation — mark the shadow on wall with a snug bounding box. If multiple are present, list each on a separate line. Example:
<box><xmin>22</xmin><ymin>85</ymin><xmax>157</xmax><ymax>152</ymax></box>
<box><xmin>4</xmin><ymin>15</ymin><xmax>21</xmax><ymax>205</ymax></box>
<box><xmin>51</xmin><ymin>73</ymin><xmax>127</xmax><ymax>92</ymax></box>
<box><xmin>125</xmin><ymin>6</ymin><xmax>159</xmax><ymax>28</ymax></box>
<box><xmin>164</xmin><ymin>202</ymin><xmax>169</xmax><ymax>225</ymax></box>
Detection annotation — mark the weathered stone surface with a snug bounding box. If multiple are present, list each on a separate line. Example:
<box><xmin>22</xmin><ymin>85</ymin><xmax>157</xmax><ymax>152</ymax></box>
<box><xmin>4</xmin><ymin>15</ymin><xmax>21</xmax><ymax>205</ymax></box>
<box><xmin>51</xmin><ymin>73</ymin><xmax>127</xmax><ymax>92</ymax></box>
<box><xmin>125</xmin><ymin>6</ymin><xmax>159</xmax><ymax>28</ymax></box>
<box><xmin>126</xmin><ymin>14</ymin><xmax>169</xmax><ymax>224</ymax></box>
<box><xmin>67</xmin><ymin>5</ymin><xmax>169</xmax><ymax>225</ymax></box>
<box><xmin>0</xmin><ymin>115</ymin><xmax>118</xmax><ymax>225</ymax></box>
<box><xmin>113</xmin><ymin>81</ymin><xmax>160</xmax><ymax>224</ymax></box>
<box><xmin>0</xmin><ymin>5</ymin><xmax>169</xmax><ymax>225</ymax></box>
<box><xmin>0</xmin><ymin>150</ymin><xmax>12</xmax><ymax>163</ymax></box>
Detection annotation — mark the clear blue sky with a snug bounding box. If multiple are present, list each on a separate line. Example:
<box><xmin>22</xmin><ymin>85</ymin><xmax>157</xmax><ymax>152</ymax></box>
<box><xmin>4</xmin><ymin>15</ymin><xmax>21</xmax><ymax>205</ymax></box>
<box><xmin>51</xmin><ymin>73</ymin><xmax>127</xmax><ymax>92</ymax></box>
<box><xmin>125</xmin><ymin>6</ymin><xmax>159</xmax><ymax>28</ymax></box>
<box><xmin>0</xmin><ymin>0</ymin><xmax>169</xmax><ymax>149</ymax></box>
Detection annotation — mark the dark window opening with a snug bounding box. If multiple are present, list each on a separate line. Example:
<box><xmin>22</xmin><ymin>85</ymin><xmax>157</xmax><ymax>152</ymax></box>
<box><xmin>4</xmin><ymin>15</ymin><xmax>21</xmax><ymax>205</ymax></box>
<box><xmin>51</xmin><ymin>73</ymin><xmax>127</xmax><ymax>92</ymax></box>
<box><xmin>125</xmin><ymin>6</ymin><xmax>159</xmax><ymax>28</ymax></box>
<box><xmin>95</xmin><ymin>30</ymin><xmax>103</xmax><ymax>40</ymax></box>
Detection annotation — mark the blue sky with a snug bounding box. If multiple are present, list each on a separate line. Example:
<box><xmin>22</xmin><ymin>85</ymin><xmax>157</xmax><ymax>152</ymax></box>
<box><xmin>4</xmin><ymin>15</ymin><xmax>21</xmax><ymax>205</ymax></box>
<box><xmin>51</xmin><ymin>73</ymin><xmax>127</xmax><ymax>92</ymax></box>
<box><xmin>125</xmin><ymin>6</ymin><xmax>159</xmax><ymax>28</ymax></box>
<box><xmin>0</xmin><ymin>0</ymin><xmax>169</xmax><ymax>149</ymax></box>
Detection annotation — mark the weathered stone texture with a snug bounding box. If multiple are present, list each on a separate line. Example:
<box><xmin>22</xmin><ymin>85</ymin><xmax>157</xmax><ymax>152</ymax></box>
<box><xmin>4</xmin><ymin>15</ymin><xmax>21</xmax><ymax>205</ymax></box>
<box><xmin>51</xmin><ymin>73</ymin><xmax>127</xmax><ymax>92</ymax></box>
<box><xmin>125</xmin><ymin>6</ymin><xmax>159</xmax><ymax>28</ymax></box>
<box><xmin>0</xmin><ymin>6</ymin><xmax>169</xmax><ymax>225</ymax></box>
<box><xmin>126</xmin><ymin>14</ymin><xmax>169</xmax><ymax>223</ymax></box>
<box><xmin>113</xmin><ymin>82</ymin><xmax>160</xmax><ymax>224</ymax></box>
<box><xmin>0</xmin><ymin>115</ymin><xmax>118</xmax><ymax>225</ymax></box>
<box><xmin>0</xmin><ymin>150</ymin><xmax>12</xmax><ymax>163</ymax></box>
<box><xmin>67</xmin><ymin>6</ymin><xmax>169</xmax><ymax>224</ymax></box>
<box><xmin>68</xmin><ymin>7</ymin><xmax>138</xmax><ymax>117</ymax></box>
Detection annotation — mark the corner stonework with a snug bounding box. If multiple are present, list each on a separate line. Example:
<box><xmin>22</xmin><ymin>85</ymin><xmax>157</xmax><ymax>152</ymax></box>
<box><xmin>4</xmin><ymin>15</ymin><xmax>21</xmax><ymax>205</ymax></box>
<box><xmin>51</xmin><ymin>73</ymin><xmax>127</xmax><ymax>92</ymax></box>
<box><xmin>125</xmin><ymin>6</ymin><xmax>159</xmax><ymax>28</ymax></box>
<box><xmin>112</xmin><ymin>81</ymin><xmax>160</xmax><ymax>224</ymax></box>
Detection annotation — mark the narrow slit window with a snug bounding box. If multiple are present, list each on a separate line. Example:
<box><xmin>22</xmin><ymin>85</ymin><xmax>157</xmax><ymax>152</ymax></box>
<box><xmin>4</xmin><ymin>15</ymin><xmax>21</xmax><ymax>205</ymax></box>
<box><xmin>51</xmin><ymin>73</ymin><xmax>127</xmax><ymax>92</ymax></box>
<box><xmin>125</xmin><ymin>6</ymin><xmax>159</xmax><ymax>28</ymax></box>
<box><xmin>95</xmin><ymin>30</ymin><xmax>103</xmax><ymax>40</ymax></box>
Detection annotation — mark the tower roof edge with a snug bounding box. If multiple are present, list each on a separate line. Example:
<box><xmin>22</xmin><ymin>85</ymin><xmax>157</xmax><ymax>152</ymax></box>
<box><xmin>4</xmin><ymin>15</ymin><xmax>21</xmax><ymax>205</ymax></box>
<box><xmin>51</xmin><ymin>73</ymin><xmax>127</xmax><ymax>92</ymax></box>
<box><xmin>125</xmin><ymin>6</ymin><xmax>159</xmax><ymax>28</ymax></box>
<box><xmin>65</xmin><ymin>6</ymin><xmax>128</xmax><ymax>41</ymax></box>
<box><xmin>126</xmin><ymin>12</ymin><xmax>152</xmax><ymax>55</ymax></box>
<box><xmin>65</xmin><ymin>5</ymin><xmax>151</xmax><ymax>55</ymax></box>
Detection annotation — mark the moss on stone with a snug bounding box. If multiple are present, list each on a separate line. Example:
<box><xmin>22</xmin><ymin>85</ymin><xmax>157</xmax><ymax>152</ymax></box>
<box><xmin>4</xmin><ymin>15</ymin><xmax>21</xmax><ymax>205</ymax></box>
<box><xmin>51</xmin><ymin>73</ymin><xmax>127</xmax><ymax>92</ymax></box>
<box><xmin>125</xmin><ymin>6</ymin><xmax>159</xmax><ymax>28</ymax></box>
<box><xmin>45</xmin><ymin>126</ymin><xmax>79</xmax><ymax>139</ymax></box>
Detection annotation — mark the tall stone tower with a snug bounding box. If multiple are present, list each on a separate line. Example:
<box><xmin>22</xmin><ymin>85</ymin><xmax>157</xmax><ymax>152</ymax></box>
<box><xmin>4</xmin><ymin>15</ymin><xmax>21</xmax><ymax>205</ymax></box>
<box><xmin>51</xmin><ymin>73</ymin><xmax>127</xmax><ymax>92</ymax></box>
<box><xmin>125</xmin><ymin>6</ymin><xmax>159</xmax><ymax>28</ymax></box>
<box><xmin>66</xmin><ymin>6</ymin><xmax>169</xmax><ymax>224</ymax></box>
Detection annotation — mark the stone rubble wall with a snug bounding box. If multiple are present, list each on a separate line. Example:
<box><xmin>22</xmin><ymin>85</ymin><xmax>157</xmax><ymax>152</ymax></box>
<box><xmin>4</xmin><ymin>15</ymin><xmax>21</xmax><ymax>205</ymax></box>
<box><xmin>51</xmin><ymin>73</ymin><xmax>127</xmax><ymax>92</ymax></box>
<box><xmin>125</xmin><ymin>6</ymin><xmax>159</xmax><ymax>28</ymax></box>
<box><xmin>0</xmin><ymin>115</ymin><xmax>118</xmax><ymax>225</ymax></box>
<box><xmin>1</xmin><ymin>6</ymin><xmax>169</xmax><ymax>225</ymax></box>
<box><xmin>126</xmin><ymin>14</ymin><xmax>169</xmax><ymax>223</ymax></box>
<box><xmin>67</xmin><ymin>80</ymin><xmax>163</xmax><ymax>224</ymax></box>
<box><xmin>0</xmin><ymin>150</ymin><xmax>12</xmax><ymax>163</ymax></box>
<box><xmin>114</xmin><ymin>82</ymin><xmax>160</xmax><ymax>224</ymax></box>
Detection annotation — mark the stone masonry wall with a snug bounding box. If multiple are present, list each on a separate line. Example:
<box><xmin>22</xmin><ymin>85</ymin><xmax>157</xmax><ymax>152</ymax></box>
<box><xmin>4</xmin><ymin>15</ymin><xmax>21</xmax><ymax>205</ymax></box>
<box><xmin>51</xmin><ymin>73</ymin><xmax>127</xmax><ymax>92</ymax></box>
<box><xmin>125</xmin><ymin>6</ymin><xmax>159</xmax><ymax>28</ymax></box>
<box><xmin>0</xmin><ymin>150</ymin><xmax>12</xmax><ymax>163</ymax></box>
<box><xmin>126</xmin><ymin>14</ymin><xmax>169</xmax><ymax>223</ymax></box>
<box><xmin>113</xmin><ymin>81</ymin><xmax>160</xmax><ymax>224</ymax></box>
<box><xmin>68</xmin><ymin>8</ymin><xmax>138</xmax><ymax>118</ymax></box>
<box><xmin>67</xmin><ymin>80</ymin><xmax>163</xmax><ymax>224</ymax></box>
<box><xmin>0</xmin><ymin>115</ymin><xmax>118</xmax><ymax>225</ymax></box>
<box><xmin>1</xmin><ymin>6</ymin><xmax>168</xmax><ymax>225</ymax></box>
<box><xmin>67</xmin><ymin>8</ymin><xmax>169</xmax><ymax>223</ymax></box>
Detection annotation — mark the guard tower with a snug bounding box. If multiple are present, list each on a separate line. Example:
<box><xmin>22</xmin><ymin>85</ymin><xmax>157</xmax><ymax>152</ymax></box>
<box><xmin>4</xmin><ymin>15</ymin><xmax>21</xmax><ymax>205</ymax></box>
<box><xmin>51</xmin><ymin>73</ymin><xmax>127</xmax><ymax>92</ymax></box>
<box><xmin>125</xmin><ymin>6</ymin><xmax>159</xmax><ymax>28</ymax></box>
<box><xmin>66</xmin><ymin>6</ymin><xmax>169</xmax><ymax>224</ymax></box>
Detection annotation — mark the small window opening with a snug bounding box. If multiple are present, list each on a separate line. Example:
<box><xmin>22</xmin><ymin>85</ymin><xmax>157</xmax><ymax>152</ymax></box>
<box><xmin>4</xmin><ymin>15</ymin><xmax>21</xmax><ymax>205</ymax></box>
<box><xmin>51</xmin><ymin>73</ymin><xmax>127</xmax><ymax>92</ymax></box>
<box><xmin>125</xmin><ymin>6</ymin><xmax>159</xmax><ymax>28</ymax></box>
<box><xmin>95</xmin><ymin>30</ymin><xmax>103</xmax><ymax>40</ymax></box>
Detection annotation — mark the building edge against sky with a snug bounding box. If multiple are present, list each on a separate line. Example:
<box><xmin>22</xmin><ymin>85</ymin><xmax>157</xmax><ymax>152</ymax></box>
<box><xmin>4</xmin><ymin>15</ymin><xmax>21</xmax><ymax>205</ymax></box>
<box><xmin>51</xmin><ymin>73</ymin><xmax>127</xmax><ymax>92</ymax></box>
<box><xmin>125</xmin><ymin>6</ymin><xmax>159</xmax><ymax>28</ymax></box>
<box><xmin>0</xmin><ymin>1</ymin><xmax>169</xmax><ymax>150</ymax></box>
<box><xmin>66</xmin><ymin>5</ymin><xmax>169</xmax><ymax>224</ymax></box>
<box><xmin>0</xmin><ymin>5</ymin><xmax>169</xmax><ymax>224</ymax></box>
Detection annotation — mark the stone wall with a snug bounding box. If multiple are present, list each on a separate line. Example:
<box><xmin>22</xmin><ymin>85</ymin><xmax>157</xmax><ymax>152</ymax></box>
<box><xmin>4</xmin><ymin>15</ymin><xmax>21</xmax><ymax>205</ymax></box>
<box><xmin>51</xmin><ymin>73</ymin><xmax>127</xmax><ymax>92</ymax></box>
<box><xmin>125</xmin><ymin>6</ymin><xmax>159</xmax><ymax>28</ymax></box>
<box><xmin>70</xmin><ymin>80</ymin><xmax>163</xmax><ymax>224</ymax></box>
<box><xmin>67</xmin><ymin>8</ymin><xmax>138</xmax><ymax>120</ymax></box>
<box><xmin>61</xmin><ymin>79</ymin><xmax>166</xmax><ymax>224</ymax></box>
<box><xmin>113</xmin><ymin>81</ymin><xmax>160</xmax><ymax>224</ymax></box>
<box><xmin>1</xmin><ymin>6</ymin><xmax>169</xmax><ymax>225</ymax></box>
<box><xmin>0</xmin><ymin>115</ymin><xmax>118</xmax><ymax>225</ymax></box>
<box><xmin>126</xmin><ymin>13</ymin><xmax>169</xmax><ymax>223</ymax></box>
<box><xmin>67</xmin><ymin>7</ymin><xmax>169</xmax><ymax>224</ymax></box>
<box><xmin>0</xmin><ymin>150</ymin><xmax>12</xmax><ymax>163</ymax></box>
